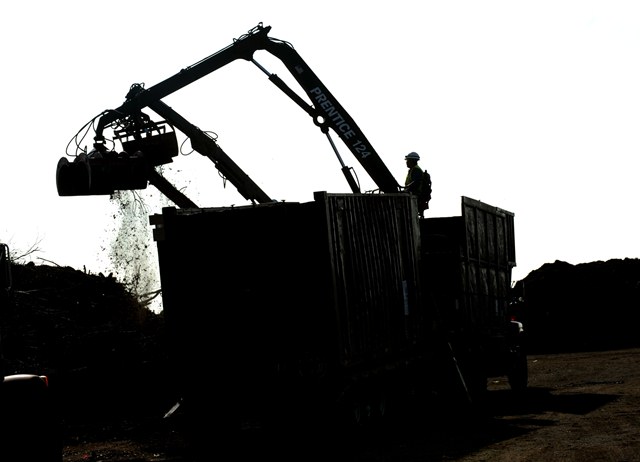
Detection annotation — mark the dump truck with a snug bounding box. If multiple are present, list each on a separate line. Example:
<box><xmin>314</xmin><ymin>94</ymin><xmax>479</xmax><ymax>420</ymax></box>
<box><xmin>0</xmin><ymin>244</ymin><xmax>62</xmax><ymax>461</ymax></box>
<box><xmin>55</xmin><ymin>23</ymin><xmax>526</xmax><ymax>456</ymax></box>
<box><xmin>148</xmin><ymin>193</ymin><xmax>524</xmax><ymax>433</ymax></box>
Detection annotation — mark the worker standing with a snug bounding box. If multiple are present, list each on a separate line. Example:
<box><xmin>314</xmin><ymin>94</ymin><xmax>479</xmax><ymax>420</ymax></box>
<box><xmin>404</xmin><ymin>152</ymin><xmax>431</xmax><ymax>216</ymax></box>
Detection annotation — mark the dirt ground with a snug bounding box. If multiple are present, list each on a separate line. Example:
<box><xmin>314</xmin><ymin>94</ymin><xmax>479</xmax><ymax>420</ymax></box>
<box><xmin>61</xmin><ymin>347</ymin><xmax>640</xmax><ymax>462</ymax></box>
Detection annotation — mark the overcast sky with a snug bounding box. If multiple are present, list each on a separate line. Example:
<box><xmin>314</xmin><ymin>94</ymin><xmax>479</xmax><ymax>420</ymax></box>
<box><xmin>1</xmin><ymin>1</ymin><xmax>639</xmax><ymax>300</ymax></box>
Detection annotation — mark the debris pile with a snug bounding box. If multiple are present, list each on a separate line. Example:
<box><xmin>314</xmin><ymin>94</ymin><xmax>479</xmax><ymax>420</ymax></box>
<box><xmin>1</xmin><ymin>262</ymin><xmax>173</xmax><ymax>424</ymax></box>
<box><xmin>512</xmin><ymin>258</ymin><xmax>640</xmax><ymax>353</ymax></box>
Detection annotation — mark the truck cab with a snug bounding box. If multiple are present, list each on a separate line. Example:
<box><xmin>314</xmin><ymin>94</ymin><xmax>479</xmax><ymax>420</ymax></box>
<box><xmin>0</xmin><ymin>243</ymin><xmax>62</xmax><ymax>461</ymax></box>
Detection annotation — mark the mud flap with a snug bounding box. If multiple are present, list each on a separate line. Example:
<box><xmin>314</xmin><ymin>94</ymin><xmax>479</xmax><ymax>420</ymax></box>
<box><xmin>446</xmin><ymin>341</ymin><xmax>473</xmax><ymax>405</ymax></box>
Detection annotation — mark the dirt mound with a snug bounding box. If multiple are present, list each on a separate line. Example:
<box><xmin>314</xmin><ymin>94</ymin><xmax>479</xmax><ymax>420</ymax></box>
<box><xmin>512</xmin><ymin>258</ymin><xmax>640</xmax><ymax>353</ymax></box>
<box><xmin>1</xmin><ymin>263</ymin><xmax>174</xmax><ymax>425</ymax></box>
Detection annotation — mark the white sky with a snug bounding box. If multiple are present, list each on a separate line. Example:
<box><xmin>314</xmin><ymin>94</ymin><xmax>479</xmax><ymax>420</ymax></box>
<box><xmin>1</xmin><ymin>0</ymin><xmax>639</xmax><ymax>294</ymax></box>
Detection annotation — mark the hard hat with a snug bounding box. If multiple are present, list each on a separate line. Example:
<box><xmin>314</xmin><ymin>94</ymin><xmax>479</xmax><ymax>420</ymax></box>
<box><xmin>405</xmin><ymin>152</ymin><xmax>420</xmax><ymax>161</ymax></box>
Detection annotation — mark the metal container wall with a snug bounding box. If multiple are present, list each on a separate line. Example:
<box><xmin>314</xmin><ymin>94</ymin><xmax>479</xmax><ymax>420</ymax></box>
<box><xmin>150</xmin><ymin>191</ymin><xmax>423</xmax><ymax>387</ymax></box>
<box><xmin>318</xmin><ymin>192</ymin><xmax>423</xmax><ymax>367</ymax></box>
<box><xmin>420</xmin><ymin>196</ymin><xmax>516</xmax><ymax>332</ymax></box>
<box><xmin>461</xmin><ymin>196</ymin><xmax>516</xmax><ymax>328</ymax></box>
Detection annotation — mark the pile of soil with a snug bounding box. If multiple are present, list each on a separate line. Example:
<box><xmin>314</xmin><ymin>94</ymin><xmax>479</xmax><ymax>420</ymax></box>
<box><xmin>1</xmin><ymin>263</ymin><xmax>175</xmax><ymax>426</ymax></box>
<box><xmin>512</xmin><ymin>258</ymin><xmax>640</xmax><ymax>353</ymax></box>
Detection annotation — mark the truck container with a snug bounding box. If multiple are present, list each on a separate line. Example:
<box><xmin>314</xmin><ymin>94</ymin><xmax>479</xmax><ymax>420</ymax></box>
<box><xmin>151</xmin><ymin>192</ymin><xmax>430</xmax><ymax>433</ymax></box>
<box><xmin>150</xmin><ymin>192</ymin><xmax>524</xmax><ymax>445</ymax></box>
<box><xmin>421</xmin><ymin>196</ymin><xmax>524</xmax><ymax>397</ymax></box>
